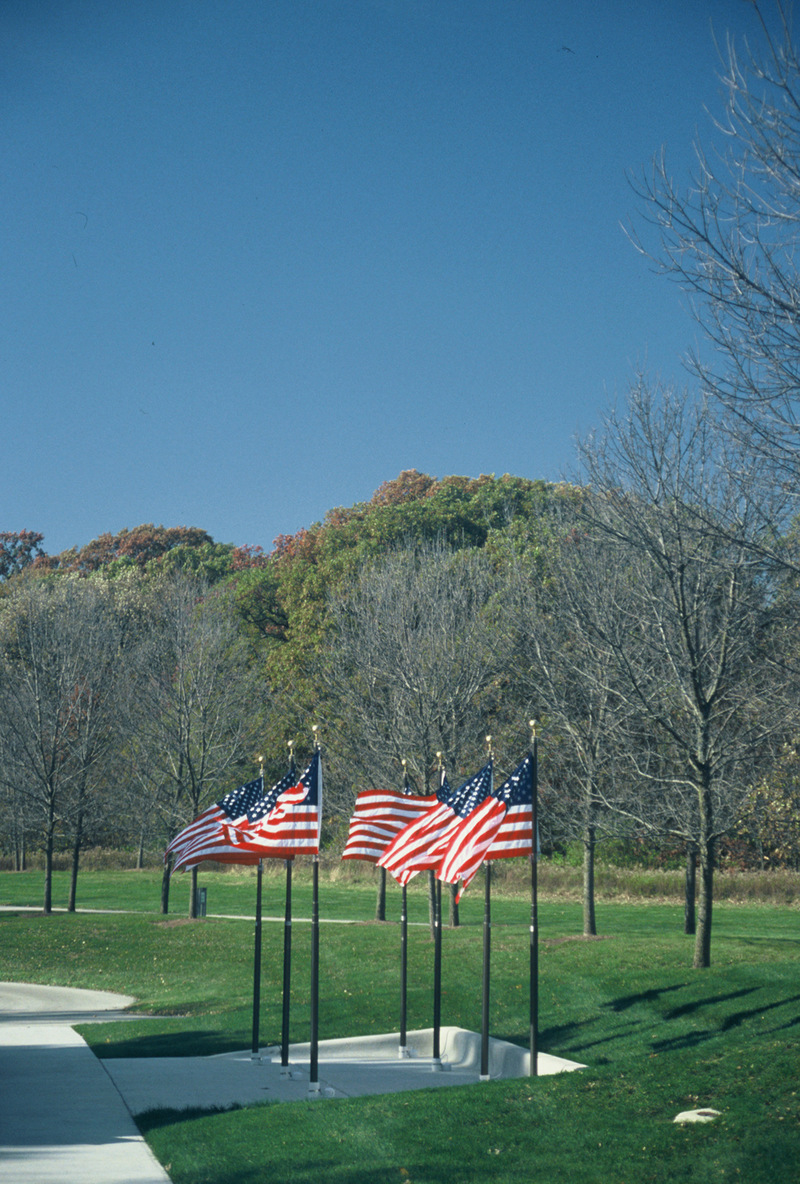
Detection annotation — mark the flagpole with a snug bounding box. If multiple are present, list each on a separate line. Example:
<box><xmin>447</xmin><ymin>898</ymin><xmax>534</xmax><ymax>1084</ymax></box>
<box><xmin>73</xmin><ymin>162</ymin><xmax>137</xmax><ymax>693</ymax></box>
<box><xmin>251</xmin><ymin>759</ymin><xmax>265</xmax><ymax>1059</ymax></box>
<box><xmin>251</xmin><ymin>858</ymin><xmax>263</xmax><ymax>1056</ymax></box>
<box><xmin>480</xmin><ymin>736</ymin><xmax>493</xmax><ymax>1081</ymax></box>
<box><xmin>530</xmin><ymin>721</ymin><xmax>539</xmax><ymax>1077</ymax></box>
<box><xmin>309</xmin><ymin>726</ymin><xmax>321</xmax><ymax>1092</ymax></box>
<box><xmin>281</xmin><ymin>857</ymin><xmax>292</xmax><ymax>1068</ymax></box>
<box><xmin>481</xmin><ymin>859</ymin><xmax>491</xmax><ymax>1079</ymax></box>
<box><xmin>400</xmin><ymin>883</ymin><xmax>408</xmax><ymax>1056</ymax></box>
<box><xmin>432</xmin><ymin>753</ymin><xmax>443</xmax><ymax>1068</ymax></box>
<box><xmin>281</xmin><ymin>741</ymin><xmax>295</xmax><ymax>1071</ymax></box>
<box><xmin>399</xmin><ymin>759</ymin><xmax>409</xmax><ymax>1059</ymax></box>
<box><xmin>433</xmin><ymin>875</ymin><xmax>442</xmax><ymax>1066</ymax></box>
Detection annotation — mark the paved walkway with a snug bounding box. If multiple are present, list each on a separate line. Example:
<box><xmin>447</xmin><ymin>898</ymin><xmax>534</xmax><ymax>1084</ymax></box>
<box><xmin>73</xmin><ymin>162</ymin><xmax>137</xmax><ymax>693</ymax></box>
<box><xmin>0</xmin><ymin>983</ymin><xmax>170</xmax><ymax>1184</ymax></box>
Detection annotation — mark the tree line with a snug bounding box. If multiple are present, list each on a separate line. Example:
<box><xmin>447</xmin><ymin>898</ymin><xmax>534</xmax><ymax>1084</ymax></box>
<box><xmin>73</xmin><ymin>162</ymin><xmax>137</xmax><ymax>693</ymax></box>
<box><xmin>2</xmin><ymin>422</ymin><xmax>799</xmax><ymax>969</ymax></box>
<box><xmin>4</xmin><ymin>3</ymin><xmax>800</xmax><ymax>969</ymax></box>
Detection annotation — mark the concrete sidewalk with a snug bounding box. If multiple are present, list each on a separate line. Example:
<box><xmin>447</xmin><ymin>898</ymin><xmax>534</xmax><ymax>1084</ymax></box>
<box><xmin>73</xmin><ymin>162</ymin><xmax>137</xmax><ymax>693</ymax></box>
<box><xmin>0</xmin><ymin>983</ymin><xmax>170</xmax><ymax>1183</ymax></box>
<box><xmin>0</xmin><ymin>983</ymin><xmax>585</xmax><ymax>1182</ymax></box>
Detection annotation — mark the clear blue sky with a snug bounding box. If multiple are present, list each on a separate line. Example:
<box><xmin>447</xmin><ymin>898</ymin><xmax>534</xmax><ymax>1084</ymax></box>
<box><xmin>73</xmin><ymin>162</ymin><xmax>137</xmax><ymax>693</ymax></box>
<box><xmin>3</xmin><ymin>0</ymin><xmax>773</xmax><ymax>556</ymax></box>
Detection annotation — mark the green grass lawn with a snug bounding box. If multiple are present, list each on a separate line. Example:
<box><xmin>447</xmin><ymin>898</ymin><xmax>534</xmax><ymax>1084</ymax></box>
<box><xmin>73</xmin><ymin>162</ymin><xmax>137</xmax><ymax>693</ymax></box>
<box><xmin>0</xmin><ymin>864</ymin><xmax>542</xmax><ymax>926</ymax></box>
<box><xmin>1</xmin><ymin>868</ymin><xmax>799</xmax><ymax>1182</ymax></box>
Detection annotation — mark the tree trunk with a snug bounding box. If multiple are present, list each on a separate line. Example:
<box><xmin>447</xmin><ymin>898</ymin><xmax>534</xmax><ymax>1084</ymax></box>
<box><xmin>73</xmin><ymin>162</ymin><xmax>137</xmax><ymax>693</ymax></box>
<box><xmin>693</xmin><ymin>788</ymin><xmax>714</xmax><ymax>969</ymax></box>
<box><xmin>137</xmin><ymin>827</ymin><xmax>145</xmax><ymax>870</ymax></box>
<box><xmin>684</xmin><ymin>842</ymin><xmax>697</xmax><ymax>935</ymax></box>
<box><xmin>43</xmin><ymin>824</ymin><xmax>54</xmax><ymax>915</ymax></box>
<box><xmin>448</xmin><ymin>881</ymin><xmax>460</xmax><ymax>928</ymax></box>
<box><xmin>14</xmin><ymin>828</ymin><xmax>25</xmax><ymax>872</ymax></box>
<box><xmin>68</xmin><ymin>809</ymin><xmax>83</xmax><ymax>913</ymax></box>
<box><xmin>190</xmin><ymin>865</ymin><xmax>199</xmax><ymax>918</ymax></box>
<box><xmin>583</xmin><ymin>823</ymin><xmax>597</xmax><ymax>936</ymax></box>
<box><xmin>375</xmin><ymin>867</ymin><xmax>387</xmax><ymax>921</ymax></box>
<box><xmin>161</xmin><ymin>858</ymin><xmax>171</xmax><ymax>914</ymax></box>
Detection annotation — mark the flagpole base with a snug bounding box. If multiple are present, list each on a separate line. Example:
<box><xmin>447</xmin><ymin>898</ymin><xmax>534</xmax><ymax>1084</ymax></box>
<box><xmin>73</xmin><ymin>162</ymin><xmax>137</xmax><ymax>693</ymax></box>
<box><xmin>479</xmin><ymin>1074</ymin><xmax>491</xmax><ymax>1082</ymax></box>
<box><xmin>398</xmin><ymin>1045</ymin><xmax>412</xmax><ymax>1059</ymax></box>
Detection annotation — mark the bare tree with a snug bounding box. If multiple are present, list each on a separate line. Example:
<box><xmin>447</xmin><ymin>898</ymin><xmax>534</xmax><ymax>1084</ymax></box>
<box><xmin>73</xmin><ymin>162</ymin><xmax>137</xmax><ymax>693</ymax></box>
<box><xmin>322</xmin><ymin>543</ymin><xmax>504</xmax><ymax>799</ymax></box>
<box><xmin>573</xmin><ymin>381</ymin><xmax>793</xmax><ymax>967</ymax></box>
<box><xmin>320</xmin><ymin>543</ymin><xmax>506</xmax><ymax>926</ymax></box>
<box><xmin>506</xmin><ymin>526</ymin><xmax>634</xmax><ymax>936</ymax></box>
<box><xmin>0</xmin><ymin>578</ymin><xmax>127</xmax><ymax>912</ymax></box>
<box><xmin>134</xmin><ymin>576</ymin><xmax>262</xmax><ymax>916</ymax></box>
<box><xmin>634</xmin><ymin>1</ymin><xmax>800</xmax><ymax>491</ymax></box>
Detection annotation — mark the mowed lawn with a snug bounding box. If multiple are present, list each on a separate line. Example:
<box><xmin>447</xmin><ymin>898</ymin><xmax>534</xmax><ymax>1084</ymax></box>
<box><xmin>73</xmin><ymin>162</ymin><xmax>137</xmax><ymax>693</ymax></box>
<box><xmin>1</xmin><ymin>868</ymin><xmax>799</xmax><ymax>1183</ymax></box>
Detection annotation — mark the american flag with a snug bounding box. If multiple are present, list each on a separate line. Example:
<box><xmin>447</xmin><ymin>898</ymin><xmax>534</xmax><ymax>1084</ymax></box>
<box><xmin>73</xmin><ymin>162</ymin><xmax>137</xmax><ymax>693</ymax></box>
<box><xmin>341</xmin><ymin>788</ymin><xmax>437</xmax><ymax>863</ymax></box>
<box><xmin>437</xmin><ymin>752</ymin><xmax>534</xmax><ymax>900</ymax></box>
<box><xmin>222</xmin><ymin>750</ymin><xmax>322</xmax><ymax>858</ymax></box>
<box><xmin>377</xmin><ymin>761</ymin><xmax>493</xmax><ymax>886</ymax></box>
<box><xmin>166</xmin><ymin>773</ymin><xmax>291</xmax><ymax>872</ymax></box>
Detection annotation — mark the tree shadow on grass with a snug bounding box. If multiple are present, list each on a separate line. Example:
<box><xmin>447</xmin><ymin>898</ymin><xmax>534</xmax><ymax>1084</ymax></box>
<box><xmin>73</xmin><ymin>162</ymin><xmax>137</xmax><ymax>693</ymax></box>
<box><xmin>719</xmin><ymin>993</ymin><xmax>800</xmax><ymax>1033</ymax></box>
<box><xmin>651</xmin><ymin>992</ymin><xmax>800</xmax><ymax>1053</ymax></box>
<box><xmin>662</xmin><ymin>985</ymin><xmax>758</xmax><ymax>1020</ymax></box>
<box><xmin>540</xmin><ymin>982</ymin><xmax>800</xmax><ymax>1063</ymax></box>
<box><xmin>604</xmin><ymin>982</ymin><xmax>689</xmax><ymax>1012</ymax></box>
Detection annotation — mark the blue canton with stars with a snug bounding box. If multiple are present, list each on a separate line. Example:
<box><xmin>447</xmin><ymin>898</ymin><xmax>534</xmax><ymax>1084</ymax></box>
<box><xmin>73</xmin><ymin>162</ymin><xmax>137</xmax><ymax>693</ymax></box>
<box><xmin>219</xmin><ymin>777</ymin><xmax>266</xmax><ymax>819</ymax></box>
<box><xmin>493</xmin><ymin>753</ymin><xmax>533</xmax><ymax>806</ymax></box>
<box><xmin>449</xmin><ymin>761</ymin><xmax>494</xmax><ymax>818</ymax></box>
<box><xmin>246</xmin><ymin>767</ymin><xmax>299</xmax><ymax>824</ymax></box>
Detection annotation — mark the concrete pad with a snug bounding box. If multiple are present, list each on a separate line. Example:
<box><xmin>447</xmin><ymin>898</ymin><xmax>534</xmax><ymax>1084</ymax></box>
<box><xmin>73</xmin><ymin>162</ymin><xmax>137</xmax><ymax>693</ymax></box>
<box><xmin>104</xmin><ymin>1026</ymin><xmax>585</xmax><ymax>1114</ymax></box>
<box><xmin>0</xmin><ymin>983</ymin><xmax>169</xmax><ymax>1184</ymax></box>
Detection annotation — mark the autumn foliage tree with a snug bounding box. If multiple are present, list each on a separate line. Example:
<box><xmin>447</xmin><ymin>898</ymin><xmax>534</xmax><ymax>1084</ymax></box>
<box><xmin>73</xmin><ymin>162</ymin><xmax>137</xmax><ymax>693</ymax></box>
<box><xmin>0</xmin><ymin>531</ymin><xmax>45</xmax><ymax>580</ymax></box>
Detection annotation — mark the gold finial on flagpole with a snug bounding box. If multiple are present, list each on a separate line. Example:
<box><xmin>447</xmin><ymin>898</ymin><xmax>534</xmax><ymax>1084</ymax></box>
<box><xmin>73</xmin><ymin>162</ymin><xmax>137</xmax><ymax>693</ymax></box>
<box><xmin>258</xmin><ymin>754</ymin><xmax>265</xmax><ymax>780</ymax></box>
<box><xmin>312</xmin><ymin>724</ymin><xmax>319</xmax><ymax>750</ymax></box>
<box><xmin>529</xmin><ymin>719</ymin><xmax>538</xmax><ymax>743</ymax></box>
<box><xmin>486</xmin><ymin>734</ymin><xmax>493</xmax><ymax>757</ymax></box>
<box><xmin>436</xmin><ymin>750</ymin><xmax>443</xmax><ymax>772</ymax></box>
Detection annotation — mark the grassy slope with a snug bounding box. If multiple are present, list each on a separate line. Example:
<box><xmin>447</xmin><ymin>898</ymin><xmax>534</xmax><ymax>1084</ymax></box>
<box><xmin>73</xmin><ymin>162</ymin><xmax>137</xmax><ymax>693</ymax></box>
<box><xmin>1</xmin><ymin>870</ymin><xmax>798</xmax><ymax>1182</ymax></box>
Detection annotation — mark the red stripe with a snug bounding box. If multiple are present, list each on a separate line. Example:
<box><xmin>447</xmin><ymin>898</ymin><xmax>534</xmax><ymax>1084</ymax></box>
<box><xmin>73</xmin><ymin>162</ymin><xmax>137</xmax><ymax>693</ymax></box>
<box><xmin>437</xmin><ymin>798</ymin><xmax>506</xmax><ymax>890</ymax></box>
<box><xmin>342</xmin><ymin>790</ymin><xmax>435</xmax><ymax>862</ymax></box>
<box><xmin>483</xmin><ymin>805</ymin><xmax>533</xmax><ymax>860</ymax></box>
<box><xmin>378</xmin><ymin>803</ymin><xmax>462</xmax><ymax>883</ymax></box>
